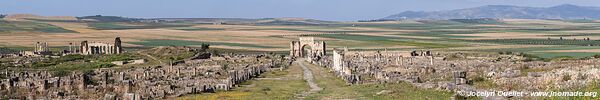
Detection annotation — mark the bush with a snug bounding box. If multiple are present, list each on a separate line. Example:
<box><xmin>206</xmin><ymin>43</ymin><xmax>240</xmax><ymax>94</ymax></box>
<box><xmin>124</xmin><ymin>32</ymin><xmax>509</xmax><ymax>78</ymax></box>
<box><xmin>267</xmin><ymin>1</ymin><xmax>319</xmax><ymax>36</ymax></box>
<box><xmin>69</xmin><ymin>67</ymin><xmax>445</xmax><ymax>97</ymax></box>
<box><xmin>498</xmin><ymin>51</ymin><xmax>513</xmax><ymax>55</ymax></box>
<box><xmin>592</xmin><ymin>54</ymin><xmax>600</xmax><ymax>58</ymax></box>
<box><xmin>30</xmin><ymin>61</ymin><xmax>57</xmax><ymax>68</ymax></box>
<box><xmin>562</xmin><ymin>74</ymin><xmax>572</xmax><ymax>81</ymax></box>
<box><xmin>261</xmin><ymin>87</ymin><xmax>271</xmax><ymax>91</ymax></box>
<box><xmin>517</xmin><ymin>53</ymin><xmax>545</xmax><ymax>62</ymax></box>
<box><xmin>52</xmin><ymin>70</ymin><xmax>71</xmax><ymax>77</ymax></box>
<box><xmin>200</xmin><ymin>43</ymin><xmax>210</xmax><ymax>52</ymax></box>
<box><xmin>547</xmin><ymin>56</ymin><xmax>575</xmax><ymax>62</ymax></box>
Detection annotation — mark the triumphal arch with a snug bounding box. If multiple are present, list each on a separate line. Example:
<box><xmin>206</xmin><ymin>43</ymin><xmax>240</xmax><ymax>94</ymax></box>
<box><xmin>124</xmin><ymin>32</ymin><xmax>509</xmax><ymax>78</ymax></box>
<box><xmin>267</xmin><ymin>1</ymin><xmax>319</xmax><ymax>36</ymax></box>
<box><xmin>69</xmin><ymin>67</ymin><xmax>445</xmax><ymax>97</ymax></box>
<box><xmin>290</xmin><ymin>37</ymin><xmax>326</xmax><ymax>58</ymax></box>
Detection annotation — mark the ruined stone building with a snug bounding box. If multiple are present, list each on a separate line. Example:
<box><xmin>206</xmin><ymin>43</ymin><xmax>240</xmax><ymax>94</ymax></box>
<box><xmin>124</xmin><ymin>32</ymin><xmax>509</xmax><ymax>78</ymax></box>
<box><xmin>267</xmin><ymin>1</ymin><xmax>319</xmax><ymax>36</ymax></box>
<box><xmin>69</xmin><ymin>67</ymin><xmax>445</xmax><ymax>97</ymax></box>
<box><xmin>310</xmin><ymin>48</ymin><xmax>600</xmax><ymax>99</ymax></box>
<box><xmin>0</xmin><ymin>53</ymin><xmax>289</xmax><ymax>99</ymax></box>
<box><xmin>290</xmin><ymin>37</ymin><xmax>326</xmax><ymax>60</ymax></box>
<box><xmin>20</xmin><ymin>42</ymin><xmax>51</xmax><ymax>56</ymax></box>
<box><xmin>79</xmin><ymin>37</ymin><xmax>123</xmax><ymax>55</ymax></box>
<box><xmin>34</xmin><ymin>42</ymin><xmax>49</xmax><ymax>53</ymax></box>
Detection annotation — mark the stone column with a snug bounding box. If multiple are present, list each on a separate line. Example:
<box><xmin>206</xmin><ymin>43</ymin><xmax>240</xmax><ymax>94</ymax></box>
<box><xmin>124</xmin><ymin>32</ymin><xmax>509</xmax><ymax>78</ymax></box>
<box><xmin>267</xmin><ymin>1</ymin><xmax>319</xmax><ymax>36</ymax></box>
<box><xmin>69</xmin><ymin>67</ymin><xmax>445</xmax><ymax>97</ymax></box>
<box><xmin>102</xmin><ymin>46</ymin><xmax>107</xmax><ymax>54</ymax></box>
<box><xmin>110</xmin><ymin>45</ymin><xmax>113</xmax><ymax>54</ymax></box>
<box><xmin>69</xmin><ymin>42</ymin><xmax>73</xmax><ymax>53</ymax></box>
<box><xmin>396</xmin><ymin>56</ymin><xmax>399</xmax><ymax>65</ymax></box>
<box><xmin>430</xmin><ymin>56</ymin><xmax>434</xmax><ymax>65</ymax></box>
<box><xmin>290</xmin><ymin>41</ymin><xmax>295</xmax><ymax>57</ymax></box>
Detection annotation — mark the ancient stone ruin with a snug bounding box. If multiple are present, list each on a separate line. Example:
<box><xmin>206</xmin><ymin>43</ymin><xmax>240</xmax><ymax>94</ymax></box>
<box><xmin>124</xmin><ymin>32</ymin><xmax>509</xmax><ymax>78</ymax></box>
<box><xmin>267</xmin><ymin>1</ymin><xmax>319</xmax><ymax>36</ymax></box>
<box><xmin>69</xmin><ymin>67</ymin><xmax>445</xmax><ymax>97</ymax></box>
<box><xmin>314</xmin><ymin>48</ymin><xmax>600</xmax><ymax>98</ymax></box>
<box><xmin>20</xmin><ymin>42</ymin><xmax>51</xmax><ymax>56</ymax></box>
<box><xmin>289</xmin><ymin>37</ymin><xmax>326</xmax><ymax>61</ymax></box>
<box><xmin>0</xmin><ymin>53</ymin><xmax>289</xmax><ymax>99</ymax></box>
<box><xmin>79</xmin><ymin>37</ymin><xmax>123</xmax><ymax>55</ymax></box>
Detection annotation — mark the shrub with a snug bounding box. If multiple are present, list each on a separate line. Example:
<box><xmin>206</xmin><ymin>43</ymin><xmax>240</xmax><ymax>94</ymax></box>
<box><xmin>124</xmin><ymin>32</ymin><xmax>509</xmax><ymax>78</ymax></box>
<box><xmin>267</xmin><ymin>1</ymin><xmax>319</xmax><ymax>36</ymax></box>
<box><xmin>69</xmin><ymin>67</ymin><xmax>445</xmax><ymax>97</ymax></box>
<box><xmin>200</xmin><ymin>43</ymin><xmax>210</xmax><ymax>52</ymax></box>
<box><xmin>592</xmin><ymin>54</ymin><xmax>600</xmax><ymax>58</ymax></box>
<box><xmin>562</xmin><ymin>74</ymin><xmax>572</xmax><ymax>81</ymax></box>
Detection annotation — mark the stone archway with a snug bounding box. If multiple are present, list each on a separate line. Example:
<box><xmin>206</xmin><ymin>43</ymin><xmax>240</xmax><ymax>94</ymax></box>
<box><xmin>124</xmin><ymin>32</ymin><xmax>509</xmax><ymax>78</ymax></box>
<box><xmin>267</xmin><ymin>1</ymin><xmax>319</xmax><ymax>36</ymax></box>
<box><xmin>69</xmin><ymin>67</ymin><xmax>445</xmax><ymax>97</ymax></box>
<box><xmin>301</xmin><ymin>44</ymin><xmax>312</xmax><ymax>57</ymax></box>
<box><xmin>290</xmin><ymin>37</ymin><xmax>326</xmax><ymax>58</ymax></box>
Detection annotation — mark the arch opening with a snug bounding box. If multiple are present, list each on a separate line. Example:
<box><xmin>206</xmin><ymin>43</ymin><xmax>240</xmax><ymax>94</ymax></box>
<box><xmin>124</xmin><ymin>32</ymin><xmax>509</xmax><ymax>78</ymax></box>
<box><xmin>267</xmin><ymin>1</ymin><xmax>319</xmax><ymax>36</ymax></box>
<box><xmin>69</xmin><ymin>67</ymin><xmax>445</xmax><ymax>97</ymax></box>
<box><xmin>301</xmin><ymin>44</ymin><xmax>312</xmax><ymax>58</ymax></box>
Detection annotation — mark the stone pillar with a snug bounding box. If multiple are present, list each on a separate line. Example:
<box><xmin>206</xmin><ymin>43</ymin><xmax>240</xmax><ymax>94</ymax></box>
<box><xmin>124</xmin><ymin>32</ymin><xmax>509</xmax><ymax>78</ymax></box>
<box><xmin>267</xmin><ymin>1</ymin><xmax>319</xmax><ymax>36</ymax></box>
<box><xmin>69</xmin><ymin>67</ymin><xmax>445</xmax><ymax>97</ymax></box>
<box><xmin>104</xmin><ymin>46</ymin><xmax>108</xmax><ymax>54</ymax></box>
<box><xmin>400</xmin><ymin>57</ymin><xmax>404</xmax><ymax>66</ymax></box>
<box><xmin>321</xmin><ymin>41</ymin><xmax>326</xmax><ymax>56</ymax></box>
<box><xmin>106</xmin><ymin>45</ymin><xmax>109</xmax><ymax>54</ymax></box>
<box><xmin>89</xmin><ymin>46</ymin><xmax>94</xmax><ymax>54</ymax></box>
<box><xmin>430</xmin><ymin>56</ymin><xmax>434</xmax><ymax>65</ymax></box>
<box><xmin>80</xmin><ymin>41</ymin><xmax>89</xmax><ymax>55</ymax></box>
<box><xmin>99</xmin><ymin>46</ymin><xmax>103</xmax><ymax>54</ymax></box>
<box><xmin>69</xmin><ymin>42</ymin><xmax>73</xmax><ymax>53</ymax></box>
<box><xmin>290</xmin><ymin>41</ymin><xmax>296</xmax><ymax>57</ymax></box>
<box><xmin>119</xmin><ymin>72</ymin><xmax>124</xmax><ymax>81</ymax></box>
<box><xmin>114</xmin><ymin>37</ymin><xmax>122</xmax><ymax>54</ymax></box>
<box><xmin>109</xmin><ymin>46</ymin><xmax>114</xmax><ymax>54</ymax></box>
<box><xmin>193</xmin><ymin>67</ymin><xmax>197</xmax><ymax>76</ymax></box>
<box><xmin>177</xmin><ymin>68</ymin><xmax>181</xmax><ymax>77</ymax></box>
<box><xmin>396</xmin><ymin>56</ymin><xmax>400</xmax><ymax>65</ymax></box>
<box><xmin>98</xmin><ymin>45</ymin><xmax>106</xmax><ymax>54</ymax></box>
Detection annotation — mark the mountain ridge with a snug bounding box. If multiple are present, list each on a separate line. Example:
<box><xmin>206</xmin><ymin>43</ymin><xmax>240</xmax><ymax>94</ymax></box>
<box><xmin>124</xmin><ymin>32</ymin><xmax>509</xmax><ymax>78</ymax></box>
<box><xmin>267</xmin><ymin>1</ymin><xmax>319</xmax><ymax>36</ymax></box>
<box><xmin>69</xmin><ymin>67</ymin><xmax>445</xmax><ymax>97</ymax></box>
<box><xmin>383</xmin><ymin>4</ymin><xmax>600</xmax><ymax>20</ymax></box>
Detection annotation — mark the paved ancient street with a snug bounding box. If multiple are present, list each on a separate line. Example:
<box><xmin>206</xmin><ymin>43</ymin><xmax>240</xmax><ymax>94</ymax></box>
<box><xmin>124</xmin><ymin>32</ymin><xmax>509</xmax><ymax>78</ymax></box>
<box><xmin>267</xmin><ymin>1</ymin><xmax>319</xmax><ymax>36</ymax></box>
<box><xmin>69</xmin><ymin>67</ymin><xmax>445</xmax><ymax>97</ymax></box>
<box><xmin>296</xmin><ymin>61</ymin><xmax>322</xmax><ymax>98</ymax></box>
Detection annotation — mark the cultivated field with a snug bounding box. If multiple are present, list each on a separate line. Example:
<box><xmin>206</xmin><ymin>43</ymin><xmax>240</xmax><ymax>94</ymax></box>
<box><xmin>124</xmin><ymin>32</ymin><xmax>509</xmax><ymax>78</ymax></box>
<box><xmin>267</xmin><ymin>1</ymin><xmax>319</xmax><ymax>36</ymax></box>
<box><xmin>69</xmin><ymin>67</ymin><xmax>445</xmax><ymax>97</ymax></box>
<box><xmin>3</xmin><ymin>15</ymin><xmax>600</xmax><ymax>58</ymax></box>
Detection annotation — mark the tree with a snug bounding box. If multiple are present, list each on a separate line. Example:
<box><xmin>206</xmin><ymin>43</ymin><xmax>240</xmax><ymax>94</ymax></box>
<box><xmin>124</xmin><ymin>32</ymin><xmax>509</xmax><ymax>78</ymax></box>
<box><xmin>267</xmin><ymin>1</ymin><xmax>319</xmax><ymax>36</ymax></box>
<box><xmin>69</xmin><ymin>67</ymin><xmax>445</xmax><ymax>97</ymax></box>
<box><xmin>200</xmin><ymin>43</ymin><xmax>210</xmax><ymax>52</ymax></box>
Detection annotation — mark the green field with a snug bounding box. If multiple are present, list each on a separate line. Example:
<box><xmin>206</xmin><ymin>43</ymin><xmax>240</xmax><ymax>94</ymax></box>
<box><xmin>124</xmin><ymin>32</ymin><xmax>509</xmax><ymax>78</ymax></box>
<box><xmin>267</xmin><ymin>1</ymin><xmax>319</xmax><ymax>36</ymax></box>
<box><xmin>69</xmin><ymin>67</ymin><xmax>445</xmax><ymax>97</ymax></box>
<box><xmin>171</xmin><ymin>27</ymin><xmax>225</xmax><ymax>31</ymax></box>
<box><xmin>306</xmin><ymin>33</ymin><xmax>464</xmax><ymax>48</ymax></box>
<box><xmin>0</xmin><ymin>19</ymin><xmax>76</xmax><ymax>33</ymax></box>
<box><xmin>129</xmin><ymin>39</ymin><xmax>278</xmax><ymax>48</ymax></box>
<box><xmin>468</xmin><ymin>39</ymin><xmax>600</xmax><ymax>45</ymax></box>
<box><xmin>395</xmin><ymin>30</ymin><xmax>485</xmax><ymax>38</ymax></box>
<box><xmin>87</xmin><ymin>22</ymin><xmax>192</xmax><ymax>30</ymax></box>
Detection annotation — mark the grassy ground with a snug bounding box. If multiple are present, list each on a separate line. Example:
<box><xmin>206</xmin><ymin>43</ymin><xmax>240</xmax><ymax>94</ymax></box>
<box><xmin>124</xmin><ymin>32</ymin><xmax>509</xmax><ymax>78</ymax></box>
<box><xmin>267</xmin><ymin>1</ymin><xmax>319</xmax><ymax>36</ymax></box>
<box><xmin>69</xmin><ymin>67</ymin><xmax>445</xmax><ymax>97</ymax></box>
<box><xmin>6</xmin><ymin>53</ymin><xmax>148</xmax><ymax>77</ymax></box>
<box><xmin>178</xmin><ymin>62</ymin><xmax>309</xmax><ymax>99</ymax></box>
<box><xmin>302</xmin><ymin>62</ymin><xmax>454</xmax><ymax>100</ymax></box>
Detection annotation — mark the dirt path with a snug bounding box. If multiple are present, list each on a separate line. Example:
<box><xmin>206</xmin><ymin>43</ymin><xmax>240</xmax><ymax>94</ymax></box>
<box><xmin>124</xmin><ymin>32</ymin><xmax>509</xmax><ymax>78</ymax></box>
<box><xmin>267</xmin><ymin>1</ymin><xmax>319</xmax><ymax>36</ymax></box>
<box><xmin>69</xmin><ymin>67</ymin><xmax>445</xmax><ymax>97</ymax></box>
<box><xmin>136</xmin><ymin>51</ymin><xmax>164</xmax><ymax>65</ymax></box>
<box><xmin>296</xmin><ymin>61</ymin><xmax>322</xmax><ymax>98</ymax></box>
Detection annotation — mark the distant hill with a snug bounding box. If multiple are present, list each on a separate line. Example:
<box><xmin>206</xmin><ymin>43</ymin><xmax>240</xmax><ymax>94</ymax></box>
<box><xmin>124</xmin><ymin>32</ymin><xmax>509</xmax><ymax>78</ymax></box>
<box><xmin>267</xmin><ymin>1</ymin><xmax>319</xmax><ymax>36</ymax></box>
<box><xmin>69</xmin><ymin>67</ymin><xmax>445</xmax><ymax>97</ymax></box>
<box><xmin>383</xmin><ymin>4</ymin><xmax>600</xmax><ymax>20</ymax></box>
<box><xmin>157</xmin><ymin>17</ymin><xmax>336</xmax><ymax>25</ymax></box>
<box><xmin>4</xmin><ymin>14</ymin><xmax>76</xmax><ymax>20</ymax></box>
<box><xmin>76</xmin><ymin>15</ymin><xmax>142</xmax><ymax>22</ymax></box>
<box><xmin>255</xmin><ymin>18</ymin><xmax>337</xmax><ymax>25</ymax></box>
<box><xmin>157</xmin><ymin>18</ymin><xmax>261</xmax><ymax>24</ymax></box>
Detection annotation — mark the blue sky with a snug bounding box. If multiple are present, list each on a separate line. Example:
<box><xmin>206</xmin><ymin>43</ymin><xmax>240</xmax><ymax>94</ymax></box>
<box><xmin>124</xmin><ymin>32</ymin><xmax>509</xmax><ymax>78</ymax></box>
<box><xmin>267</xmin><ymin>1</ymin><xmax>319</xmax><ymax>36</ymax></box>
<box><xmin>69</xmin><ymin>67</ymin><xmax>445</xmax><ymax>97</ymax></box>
<box><xmin>2</xmin><ymin>0</ymin><xmax>600</xmax><ymax>21</ymax></box>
